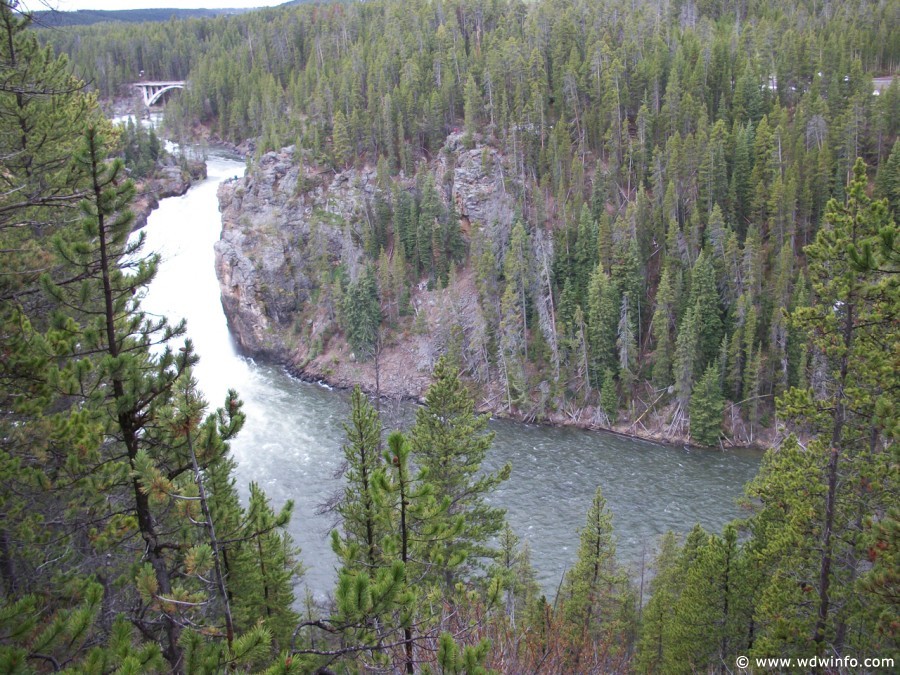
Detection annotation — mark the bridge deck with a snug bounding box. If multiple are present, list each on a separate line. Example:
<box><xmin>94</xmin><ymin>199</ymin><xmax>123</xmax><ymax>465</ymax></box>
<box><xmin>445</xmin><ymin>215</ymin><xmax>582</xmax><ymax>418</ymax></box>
<box><xmin>133</xmin><ymin>81</ymin><xmax>186</xmax><ymax>107</ymax></box>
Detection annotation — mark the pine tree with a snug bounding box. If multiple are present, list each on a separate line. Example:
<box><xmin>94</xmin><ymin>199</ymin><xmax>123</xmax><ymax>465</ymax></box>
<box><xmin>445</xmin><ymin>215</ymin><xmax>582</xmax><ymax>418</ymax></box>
<box><xmin>587</xmin><ymin>264</ymin><xmax>619</xmax><ymax>388</ymax></box>
<box><xmin>394</xmin><ymin>185</ymin><xmax>417</xmax><ymax>262</ymax></box>
<box><xmin>420</xmin><ymin>174</ymin><xmax>448</xmax><ymax>284</ymax></box>
<box><xmin>332</xmin><ymin>109</ymin><xmax>351</xmax><ymax>169</ymax></box>
<box><xmin>379</xmin><ymin>430</ymin><xmax>460</xmax><ymax>674</ymax></box>
<box><xmin>53</xmin><ymin>126</ymin><xmax>195</xmax><ymax>667</ymax></box>
<box><xmin>875</xmin><ymin>139</ymin><xmax>900</xmax><ymax>215</ymax></box>
<box><xmin>574</xmin><ymin>204</ymin><xmax>598</xmax><ymax>296</ymax></box>
<box><xmin>635</xmin><ymin>532</ymin><xmax>680</xmax><ymax>674</ymax></box>
<box><xmin>745</xmin><ymin>159</ymin><xmax>897</xmax><ymax>660</ymax></box>
<box><xmin>493</xmin><ymin>524</ymin><xmax>540</xmax><ymax>628</ymax></box>
<box><xmin>786</xmin><ymin>273</ymin><xmax>810</xmax><ymax>389</ymax></box>
<box><xmin>382</xmin><ymin>430</ymin><xmax>419</xmax><ymax>674</ymax></box>
<box><xmin>616</xmin><ymin>293</ymin><xmax>638</xmax><ymax>400</ymax></box>
<box><xmin>499</xmin><ymin>278</ymin><xmax>527</xmax><ymax>410</ymax></box>
<box><xmin>651</xmin><ymin>267</ymin><xmax>675</xmax><ymax>387</ymax></box>
<box><xmin>409</xmin><ymin>357</ymin><xmax>510</xmax><ymax>587</ymax></box>
<box><xmin>232</xmin><ymin>483</ymin><xmax>300</xmax><ymax>652</ymax></box>
<box><xmin>742</xmin><ymin>344</ymin><xmax>761</xmax><ymax>439</ymax></box>
<box><xmin>435</xmin><ymin>632</ymin><xmax>492</xmax><ymax>675</ymax></box>
<box><xmin>0</xmin><ymin>12</ymin><xmax>302</xmax><ymax>669</ymax></box>
<box><xmin>38</xmin><ymin>123</ymin><xmax>293</xmax><ymax>670</ymax></box>
<box><xmin>332</xmin><ymin>387</ymin><xmax>387</xmax><ymax>572</ymax></box>
<box><xmin>591</xmin><ymin>163</ymin><xmax>608</xmax><ymax>223</ymax></box>
<box><xmin>504</xmin><ymin>221</ymin><xmax>531</xmax><ymax>360</ymax></box>
<box><xmin>559</xmin><ymin>486</ymin><xmax>634</xmax><ymax>666</ymax></box>
<box><xmin>668</xmin><ymin>526</ymin><xmax>756</xmax><ymax>671</ymax></box>
<box><xmin>689</xmin><ymin>362</ymin><xmax>724</xmax><ymax>447</ymax></box>
<box><xmin>341</xmin><ymin>265</ymin><xmax>381</xmax><ymax>357</ymax></box>
<box><xmin>0</xmin><ymin>2</ymin><xmax>89</xmax><ymax>252</ymax></box>
<box><xmin>636</xmin><ymin>525</ymin><xmax>709</xmax><ymax>673</ymax></box>
<box><xmin>688</xmin><ymin>251</ymin><xmax>723</xmax><ymax>372</ymax></box>
<box><xmin>463</xmin><ymin>73</ymin><xmax>480</xmax><ymax>145</ymax></box>
<box><xmin>600</xmin><ymin>368</ymin><xmax>619</xmax><ymax>425</ymax></box>
<box><xmin>699</xmin><ymin>120</ymin><xmax>730</xmax><ymax>216</ymax></box>
<box><xmin>673</xmin><ymin>305</ymin><xmax>699</xmax><ymax>410</ymax></box>
<box><xmin>0</xmin><ymin>5</ymin><xmax>108</xmax><ymax>640</ymax></box>
<box><xmin>728</xmin><ymin>122</ymin><xmax>754</xmax><ymax>236</ymax></box>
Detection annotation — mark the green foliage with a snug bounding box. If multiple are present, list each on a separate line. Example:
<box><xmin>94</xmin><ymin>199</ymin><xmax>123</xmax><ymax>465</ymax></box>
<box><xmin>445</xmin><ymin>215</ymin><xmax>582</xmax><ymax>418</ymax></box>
<box><xmin>7</xmin><ymin>0</ymin><xmax>899</xmax><ymax>668</ymax></box>
<box><xmin>332</xmin><ymin>109</ymin><xmax>351</xmax><ymax>169</ymax></box>
<box><xmin>744</xmin><ymin>160</ymin><xmax>898</xmax><ymax>659</ymax></box>
<box><xmin>876</xmin><ymin>139</ymin><xmax>900</xmax><ymax>215</ymax></box>
<box><xmin>558</xmin><ymin>486</ymin><xmax>635</xmax><ymax>664</ymax></box>
<box><xmin>34</xmin><ymin>0</ymin><xmax>900</xmax><ymax>444</ymax></box>
<box><xmin>687</xmin><ymin>252</ymin><xmax>723</xmax><ymax>373</ymax></box>
<box><xmin>323</xmin><ymin>380</ymin><xmax>501</xmax><ymax>671</ymax></box>
<box><xmin>651</xmin><ymin>267</ymin><xmax>675</xmax><ymax>387</ymax></box>
<box><xmin>587</xmin><ymin>266</ymin><xmax>619</xmax><ymax>389</ymax></box>
<box><xmin>689</xmin><ymin>362</ymin><xmax>724</xmax><ymax>447</ymax></box>
<box><xmin>341</xmin><ymin>264</ymin><xmax>382</xmax><ymax>357</ymax></box>
<box><xmin>117</xmin><ymin>117</ymin><xmax>162</xmax><ymax>178</ymax></box>
<box><xmin>667</xmin><ymin>525</ymin><xmax>756</xmax><ymax>670</ymax></box>
<box><xmin>432</xmin><ymin>632</ymin><xmax>492</xmax><ymax>675</ymax></box>
<box><xmin>499</xmin><ymin>277</ymin><xmax>527</xmax><ymax>410</ymax></box>
<box><xmin>673</xmin><ymin>305</ymin><xmax>698</xmax><ymax>407</ymax></box>
<box><xmin>410</xmin><ymin>357</ymin><xmax>509</xmax><ymax>587</ymax></box>
<box><xmin>492</xmin><ymin>523</ymin><xmax>540</xmax><ymax>627</ymax></box>
<box><xmin>634</xmin><ymin>532</ymin><xmax>681</xmax><ymax>674</ymax></box>
<box><xmin>0</xmin><ymin>7</ymin><xmax>301</xmax><ymax>670</ymax></box>
<box><xmin>600</xmin><ymin>368</ymin><xmax>618</xmax><ymax>424</ymax></box>
<box><xmin>333</xmin><ymin>387</ymin><xmax>386</xmax><ymax>571</ymax></box>
<box><xmin>229</xmin><ymin>483</ymin><xmax>301</xmax><ymax>652</ymax></box>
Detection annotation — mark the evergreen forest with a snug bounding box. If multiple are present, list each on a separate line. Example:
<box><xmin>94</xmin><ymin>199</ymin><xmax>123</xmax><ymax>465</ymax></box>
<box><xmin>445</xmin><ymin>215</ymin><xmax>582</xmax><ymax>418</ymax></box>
<box><xmin>0</xmin><ymin>0</ymin><xmax>897</xmax><ymax>671</ymax></box>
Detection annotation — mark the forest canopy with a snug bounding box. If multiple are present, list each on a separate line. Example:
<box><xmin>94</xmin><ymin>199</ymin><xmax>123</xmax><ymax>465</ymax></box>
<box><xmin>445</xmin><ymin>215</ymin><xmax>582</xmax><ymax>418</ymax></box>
<box><xmin>1</xmin><ymin>0</ymin><xmax>896</xmax><ymax>671</ymax></box>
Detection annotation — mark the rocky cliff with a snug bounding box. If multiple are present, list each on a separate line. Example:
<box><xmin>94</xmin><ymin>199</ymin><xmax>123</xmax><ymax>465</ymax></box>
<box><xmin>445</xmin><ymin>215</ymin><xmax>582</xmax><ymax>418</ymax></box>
<box><xmin>214</xmin><ymin>135</ymin><xmax>768</xmax><ymax>448</ymax></box>
<box><xmin>215</xmin><ymin>134</ymin><xmax>518</xmax><ymax>399</ymax></box>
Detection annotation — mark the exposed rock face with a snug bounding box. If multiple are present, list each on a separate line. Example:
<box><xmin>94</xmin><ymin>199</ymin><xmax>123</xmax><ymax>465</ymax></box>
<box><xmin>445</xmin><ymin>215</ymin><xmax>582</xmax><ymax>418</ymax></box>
<box><xmin>215</xmin><ymin>145</ymin><xmax>373</xmax><ymax>360</ymax></box>
<box><xmin>132</xmin><ymin>158</ymin><xmax>207</xmax><ymax>230</ymax></box>
<box><xmin>212</xmin><ymin>135</ymin><xmax>767</xmax><ymax>447</ymax></box>
<box><xmin>441</xmin><ymin>135</ymin><xmax>516</xmax><ymax>260</ymax></box>
<box><xmin>214</xmin><ymin>134</ymin><xmax>518</xmax><ymax>397</ymax></box>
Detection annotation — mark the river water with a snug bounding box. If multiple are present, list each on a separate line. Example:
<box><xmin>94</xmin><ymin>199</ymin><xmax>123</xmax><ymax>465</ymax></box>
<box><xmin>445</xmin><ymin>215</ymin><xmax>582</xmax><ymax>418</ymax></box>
<box><xmin>137</xmin><ymin>154</ymin><xmax>762</xmax><ymax>599</ymax></box>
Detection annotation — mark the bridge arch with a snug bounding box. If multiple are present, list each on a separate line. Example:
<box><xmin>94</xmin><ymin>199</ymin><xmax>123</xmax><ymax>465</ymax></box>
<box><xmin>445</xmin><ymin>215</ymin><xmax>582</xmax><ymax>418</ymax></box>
<box><xmin>133</xmin><ymin>81</ymin><xmax>185</xmax><ymax>107</ymax></box>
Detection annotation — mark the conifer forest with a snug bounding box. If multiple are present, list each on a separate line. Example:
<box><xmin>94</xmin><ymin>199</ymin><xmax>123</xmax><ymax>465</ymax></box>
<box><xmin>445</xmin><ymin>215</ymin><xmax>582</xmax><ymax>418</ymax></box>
<box><xmin>1</xmin><ymin>0</ymin><xmax>898</xmax><ymax>671</ymax></box>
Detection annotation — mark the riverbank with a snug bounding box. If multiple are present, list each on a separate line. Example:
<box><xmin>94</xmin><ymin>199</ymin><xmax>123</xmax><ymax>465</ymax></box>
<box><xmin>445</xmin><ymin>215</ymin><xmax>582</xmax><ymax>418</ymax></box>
<box><xmin>105</xmin><ymin>101</ymin><xmax>209</xmax><ymax>229</ymax></box>
<box><xmin>136</xmin><ymin>152</ymin><xmax>763</xmax><ymax>597</ymax></box>
<box><xmin>214</xmin><ymin>143</ymin><xmax>774</xmax><ymax>454</ymax></box>
<box><xmin>279</xmin><ymin>346</ymin><xmax>771</xmax><ymax>452</ymax></box>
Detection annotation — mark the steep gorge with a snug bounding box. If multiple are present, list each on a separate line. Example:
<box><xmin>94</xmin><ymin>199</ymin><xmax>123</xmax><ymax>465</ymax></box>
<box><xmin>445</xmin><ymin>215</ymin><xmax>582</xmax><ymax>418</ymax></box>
<box><xmin>216</xmin><ymin>134</ymin><xmax>515</xmax><ymax>398</ymax></box>
<box><xmin>215</xmin><ymin>133</ymin><xmax>739</xmax><ymax>446</ymax></box>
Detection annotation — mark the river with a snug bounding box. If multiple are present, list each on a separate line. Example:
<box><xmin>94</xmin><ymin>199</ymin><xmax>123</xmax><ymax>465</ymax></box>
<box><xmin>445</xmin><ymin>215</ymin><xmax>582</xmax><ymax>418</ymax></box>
<box><xmin>137</xmin><ymin>154</ymin><xmax>762</xmax><ymax>599</ymax></box>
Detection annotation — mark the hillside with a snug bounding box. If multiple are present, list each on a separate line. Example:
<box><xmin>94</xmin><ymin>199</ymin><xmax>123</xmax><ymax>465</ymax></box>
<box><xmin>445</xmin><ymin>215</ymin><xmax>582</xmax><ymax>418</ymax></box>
<box><xmin>4</xmin><ymin>0</ymin><xmax>898</xmax><ymax>671</ymax></box>
<box><xmin>215</xmin><ymin>133</ymin><xmax>775</xmax><ymax>447</ymax></box>
<box><xmin>36</xmin><ymin>0</ymin><xmax>895</xmax><ymax>448</ymax></box>
<box><xmin>32</xmin><ymin>7</ymin><xmax>249</xmax><ymax>27</ymax></box>
<box><xmin>137</xmin><ymin>0</ymin><xmax>894</xmax><ymax>450</ymax></box>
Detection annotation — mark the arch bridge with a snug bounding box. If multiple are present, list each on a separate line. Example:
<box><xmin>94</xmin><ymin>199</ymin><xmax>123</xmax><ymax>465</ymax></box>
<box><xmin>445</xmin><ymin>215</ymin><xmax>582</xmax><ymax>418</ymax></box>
<box><xmin>133</xmin><ymin>81</ymin><xmax>185</xmax><ymax>107</ymax></box>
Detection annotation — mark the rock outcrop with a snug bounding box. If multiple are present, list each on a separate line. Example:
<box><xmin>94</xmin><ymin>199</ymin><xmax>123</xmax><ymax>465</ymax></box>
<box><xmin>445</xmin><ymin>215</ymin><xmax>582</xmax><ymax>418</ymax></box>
<box><xmin>214</xmin><ymin>134</ymin><xmax>517</xmax><ymax>399</ymax></box>
<box><xmin>440</xmin><ymin>135</ymin><xmax>516</xmax><ymax>257</ymax></box>
<box><xmin>212</xmin><ymin>134</ymin><xmax>769</xmax><ymax>448</ymax></box>
<box><xmin>132</xmin><ymin>158</ymin><xmax>207</xmax><ymax>230</ymax></box>
<box><xmin>216</xmin><ymin>145</ymin><xmax>373</xmax><ymax>361</ymax></box>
